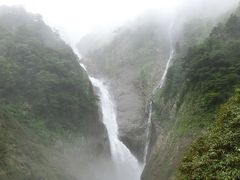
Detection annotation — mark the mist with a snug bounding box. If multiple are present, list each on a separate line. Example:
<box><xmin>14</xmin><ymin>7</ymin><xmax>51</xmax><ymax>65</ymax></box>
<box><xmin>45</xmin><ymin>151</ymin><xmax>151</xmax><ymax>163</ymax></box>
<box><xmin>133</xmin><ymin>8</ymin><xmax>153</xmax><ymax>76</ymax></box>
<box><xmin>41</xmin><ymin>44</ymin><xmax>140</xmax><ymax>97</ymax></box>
<box><xmin>50</xmin><ymin>138</ymin><xmax>118</xmax><ymax>180</ymax></box>
<box><xmin>0</xmin><ymin>0</ymin><xmax>238</xmax><ymax>45</ymax></box>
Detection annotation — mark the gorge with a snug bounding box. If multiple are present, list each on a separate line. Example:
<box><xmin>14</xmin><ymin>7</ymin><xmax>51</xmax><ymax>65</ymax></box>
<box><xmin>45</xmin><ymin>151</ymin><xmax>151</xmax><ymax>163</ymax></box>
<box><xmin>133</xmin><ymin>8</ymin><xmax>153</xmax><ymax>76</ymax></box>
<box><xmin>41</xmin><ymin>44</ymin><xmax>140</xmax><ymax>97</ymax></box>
<box><xmin>0</xmin><ymin>1</ymin><xmax>240</xmax><ymax>180</ymax></box>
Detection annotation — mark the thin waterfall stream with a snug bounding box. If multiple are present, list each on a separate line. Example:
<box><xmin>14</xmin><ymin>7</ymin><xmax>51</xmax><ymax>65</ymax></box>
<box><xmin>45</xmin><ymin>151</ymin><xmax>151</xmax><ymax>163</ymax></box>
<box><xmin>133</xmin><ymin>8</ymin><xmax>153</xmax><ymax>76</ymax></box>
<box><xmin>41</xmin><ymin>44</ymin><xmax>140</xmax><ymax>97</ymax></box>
<box><xmin>143</xmin><ymin>22</ymin><xmax>175</xmax><ymax>166</ymax></box>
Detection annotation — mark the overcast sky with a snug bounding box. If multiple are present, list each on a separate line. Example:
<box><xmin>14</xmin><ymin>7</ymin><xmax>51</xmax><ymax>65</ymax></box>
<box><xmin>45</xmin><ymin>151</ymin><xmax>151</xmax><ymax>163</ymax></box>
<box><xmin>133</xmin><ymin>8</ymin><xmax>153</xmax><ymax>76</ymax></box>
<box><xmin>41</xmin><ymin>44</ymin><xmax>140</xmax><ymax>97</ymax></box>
<box><xmin>0</xmin><ymin>0</ymin><xmax>238</xmax><ymax>44</ymax></box>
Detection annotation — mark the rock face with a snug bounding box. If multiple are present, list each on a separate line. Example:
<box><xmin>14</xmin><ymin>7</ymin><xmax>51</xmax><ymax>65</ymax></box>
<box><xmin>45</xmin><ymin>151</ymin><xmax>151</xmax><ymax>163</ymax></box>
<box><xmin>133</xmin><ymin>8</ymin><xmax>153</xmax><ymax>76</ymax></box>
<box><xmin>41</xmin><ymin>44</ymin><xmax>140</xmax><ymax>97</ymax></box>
<box><xmin>78</xmin><ymin>12</ymin><xmax>171</xmax><ymax>161</ymax></box>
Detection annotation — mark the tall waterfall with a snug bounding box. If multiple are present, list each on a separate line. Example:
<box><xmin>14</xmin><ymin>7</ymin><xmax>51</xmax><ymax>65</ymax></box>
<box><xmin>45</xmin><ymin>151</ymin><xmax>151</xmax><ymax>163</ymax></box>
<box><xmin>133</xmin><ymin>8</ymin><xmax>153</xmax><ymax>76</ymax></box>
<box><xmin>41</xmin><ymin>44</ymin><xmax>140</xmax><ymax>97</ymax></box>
<box><xmin>73</xmin><ymin>48</ymin><xmax>141</xmax><ymax>180</ymax></box>
<box><xmin>143</xmin><ymin>22</ymin><xmax>175</xmax><ymax>165</ymax></box>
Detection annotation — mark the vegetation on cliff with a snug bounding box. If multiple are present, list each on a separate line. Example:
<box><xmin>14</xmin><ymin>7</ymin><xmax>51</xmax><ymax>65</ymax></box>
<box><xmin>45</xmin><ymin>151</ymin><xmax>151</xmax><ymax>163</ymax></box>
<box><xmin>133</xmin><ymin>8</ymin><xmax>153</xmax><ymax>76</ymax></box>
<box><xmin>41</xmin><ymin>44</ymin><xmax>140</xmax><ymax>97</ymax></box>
<box><xmin>176</xmin><ymin>11</ymin><xmax>240</xmax><ymax>179</ymax></box>
<box><xmin>155</xmin><ymin>11</ymin><xmax>240</xmax><ymax>134</ymax></box>
<box><xmin>142</xmin><ymin>6</ymin><xmax>240</xmax><ymax>180</ymax></box>
<box><xmin>0</xmin><ymin>6</ymin><xmax>102</xmax><ymax>179</ymax></box>
<box><xmin>178</xmin><ymin>90</ymin><xmax>240</xmax><ymax>179</ymax></box>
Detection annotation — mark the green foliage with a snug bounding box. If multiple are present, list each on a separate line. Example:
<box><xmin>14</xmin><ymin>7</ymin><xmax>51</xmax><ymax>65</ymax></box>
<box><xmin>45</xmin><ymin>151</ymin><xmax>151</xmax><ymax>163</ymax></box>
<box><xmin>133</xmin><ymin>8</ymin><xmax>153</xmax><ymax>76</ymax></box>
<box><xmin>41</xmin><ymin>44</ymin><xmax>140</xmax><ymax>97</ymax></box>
<box><xmin>162</xmin><ymin>57</ymin><xmax>185</xmax><ymax>101</ymax></box>
<box><xmin>0</xmin><ymin>129</ymin><xmax>7</xmax><ymax>166</ymax></box>
<box><xmin>158</xmin><ymin>13</ymin><xmax>240</xmax><ymax>120</ymax></box>
<box><xmin>0</xmin><ymin>6</ymin><xmax>102</xmax><ymax>179</ymax></box>
<box><xmin>0</xmin><ymin>6</ymin><xmax>99</xmax><ymax>134</ymax></box>
<box><xmin>178</xmin><ymin>90</ymin><xmax>240</xmax><ymax>179</ymax></box>
<box><xmin>148</xmin><ymin>11</ymin><xmax>240</xmax><ymax>180</ymax></box>
<box><xmin>179</xmin><ymin>18</ymin><xmax>214</xmax><ymax>54</ymax></box>
<box><xmin>182</xmin><ymin>14</ymin><xmax>240</xmax><ymax>110</ymax></box>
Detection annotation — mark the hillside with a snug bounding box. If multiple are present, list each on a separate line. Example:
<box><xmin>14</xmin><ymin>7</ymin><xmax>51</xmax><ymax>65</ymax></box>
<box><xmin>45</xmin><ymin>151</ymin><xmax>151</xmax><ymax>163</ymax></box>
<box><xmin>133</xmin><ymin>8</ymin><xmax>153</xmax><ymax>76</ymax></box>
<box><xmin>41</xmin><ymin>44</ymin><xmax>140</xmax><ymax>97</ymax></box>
<box><xmin>0</xmin><ymin>6</ymin><xmax>107</xmax><ymax>179</ymax></box>
<box><xmin>142</xmin><ymin>7</ymin><xmax>240</xmax><ymax>180</ymax></box>
<box><xmin>178</xmin><ymin>90</ymin><xmax>240</xmax><ymax>179</ymax></box>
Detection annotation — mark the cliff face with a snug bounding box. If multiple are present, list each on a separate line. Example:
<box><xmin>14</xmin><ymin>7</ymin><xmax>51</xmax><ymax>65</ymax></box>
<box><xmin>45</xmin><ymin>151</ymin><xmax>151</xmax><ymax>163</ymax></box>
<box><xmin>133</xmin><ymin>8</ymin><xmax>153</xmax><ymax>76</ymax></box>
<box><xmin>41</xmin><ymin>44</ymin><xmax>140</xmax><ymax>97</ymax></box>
<box><xmin>142</xmin><ymin>8</ymin><xmax>240</xmax><ymax>180</ymax></box>
<box><xmin>0</xmin><ymin>6</ymin><xmax>108</xmax><ymax>179</ymax></box>
<box><xmin>78</xmin><ymin>12</ymin><xmax>172</xmax><ymax>161</ymax></box>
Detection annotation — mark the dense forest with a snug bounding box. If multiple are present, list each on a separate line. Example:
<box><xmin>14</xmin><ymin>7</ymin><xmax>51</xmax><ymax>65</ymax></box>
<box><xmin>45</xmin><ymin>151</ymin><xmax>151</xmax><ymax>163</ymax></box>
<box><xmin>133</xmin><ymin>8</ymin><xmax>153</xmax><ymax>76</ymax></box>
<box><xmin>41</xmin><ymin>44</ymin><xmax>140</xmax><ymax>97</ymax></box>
<box><xmin>178</xmin><ymin>90</ymin><xmax>240</xmax><ymax>179</ymax></box>
<box><xmin>0</xmin><ymin>6</ymin><xmax>105</xmax><ymax>179</ymax></box>
<box><xmin>177</xmin><ymin>12</ymin><xmax>240</xmax><ymax>179</ymax></box>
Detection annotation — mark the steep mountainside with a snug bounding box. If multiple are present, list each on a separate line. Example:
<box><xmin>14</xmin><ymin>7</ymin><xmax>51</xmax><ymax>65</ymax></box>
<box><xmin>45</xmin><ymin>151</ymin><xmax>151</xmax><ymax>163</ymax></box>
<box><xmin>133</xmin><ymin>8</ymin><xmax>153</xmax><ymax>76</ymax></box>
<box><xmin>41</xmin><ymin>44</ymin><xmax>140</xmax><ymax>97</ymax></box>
<box><xmin>142</xmin><ymin>7</ymin><xmax>240</xmax><ymax>180</ymax></box>
<box><xmin>178</xmin><ymin>90</ymin><xmax>240</xmax><ymax>179</ymax></box>
<box><xmin>78</xmin><ymin>12</ymin><xmax>172</xmax><ymax>160</ymax></box>
<box><xmin>0</xmin><ymin>6</ymin><xmax>107</xmax><ymax>179</ymax></box>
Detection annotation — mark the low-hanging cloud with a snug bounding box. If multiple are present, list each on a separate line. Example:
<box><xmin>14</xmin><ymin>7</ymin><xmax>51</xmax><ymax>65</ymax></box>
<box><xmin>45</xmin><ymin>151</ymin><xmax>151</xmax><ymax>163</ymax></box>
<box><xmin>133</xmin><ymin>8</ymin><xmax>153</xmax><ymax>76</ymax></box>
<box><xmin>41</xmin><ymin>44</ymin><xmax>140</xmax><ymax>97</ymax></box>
<box><xmin>0</xmin><ymin>0</ymin><xmax>238</xmax><ymax>44</ymax></box>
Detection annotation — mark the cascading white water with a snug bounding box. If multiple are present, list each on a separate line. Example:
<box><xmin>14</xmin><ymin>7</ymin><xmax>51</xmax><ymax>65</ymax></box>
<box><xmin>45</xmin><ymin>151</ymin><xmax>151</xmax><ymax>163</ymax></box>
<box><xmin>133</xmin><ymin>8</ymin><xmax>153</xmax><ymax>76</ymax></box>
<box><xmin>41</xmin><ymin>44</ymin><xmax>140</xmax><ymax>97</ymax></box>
<box><xmin>143</xmin><ymin>22</ymin><xmax>175</xmax><ymax>165</ymax></box>
<box><xmin>153</xmin><ymin>23</ymin><xmax>175</xmax><ymax>94</ymax></box>
<box><xmin>73</xmin><ymin>48</ymin><xmax>141</xmax><ymax>180</ymax></box>
<box><xmin>90</xmin><ymin>78</ymin><xmax>141</xmax><ymax>180</ymax></box>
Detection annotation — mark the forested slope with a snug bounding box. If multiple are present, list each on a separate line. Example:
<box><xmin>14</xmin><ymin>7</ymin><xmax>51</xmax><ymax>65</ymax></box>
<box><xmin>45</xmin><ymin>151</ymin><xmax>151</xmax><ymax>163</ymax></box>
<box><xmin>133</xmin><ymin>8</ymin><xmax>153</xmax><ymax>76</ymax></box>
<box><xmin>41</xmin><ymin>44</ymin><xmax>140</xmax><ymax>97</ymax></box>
<box><xmin>178</xmin><ymin>90</ymin><xmax>240</xmax><ymax>179</ymax></box>
<box><xmin>0</xmin><ymin>6</ymin><xmax>105</xmax><ymax>179</ymax></box>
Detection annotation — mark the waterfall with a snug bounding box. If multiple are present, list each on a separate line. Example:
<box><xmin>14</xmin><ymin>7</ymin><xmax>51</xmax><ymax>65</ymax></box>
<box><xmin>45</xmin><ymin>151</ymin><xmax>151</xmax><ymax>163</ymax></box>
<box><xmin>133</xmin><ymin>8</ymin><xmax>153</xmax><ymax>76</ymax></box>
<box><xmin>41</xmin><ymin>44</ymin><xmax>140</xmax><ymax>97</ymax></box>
<box><xmin>73</xmin><ymin>48</ymin><xmax>141</xmax><ymax>180</ymax></box>
<box><xmin>72</xmin><ymin>19</ymin><xmax>175</xmax><ymax>178</ymax></box>
<box><xmin>143</xmin><ymin>22</ymin><xmax>175</xmax><ymax>165</ymax></box>
<box><xmin>143</xmin><ymin>101</ymin><xmax>152</xmax><ymax>164</ymax></box>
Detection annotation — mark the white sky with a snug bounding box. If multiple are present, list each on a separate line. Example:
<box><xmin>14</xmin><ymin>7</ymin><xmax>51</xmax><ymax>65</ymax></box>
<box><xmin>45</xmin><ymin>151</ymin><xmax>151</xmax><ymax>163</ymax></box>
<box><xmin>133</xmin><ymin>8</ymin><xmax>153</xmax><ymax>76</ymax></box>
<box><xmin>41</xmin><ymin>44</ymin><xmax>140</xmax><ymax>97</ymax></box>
<box><xmin>0</xmin><ymin>0</ymin><xmax>238</xmax><ymax>44</ymax></box>
<box><xmin>0</xmin><ymin>0</ymin><xmax>182</xmax><ymax>44</ymax></box>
